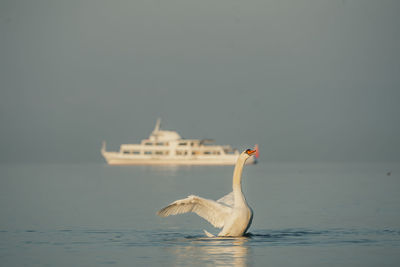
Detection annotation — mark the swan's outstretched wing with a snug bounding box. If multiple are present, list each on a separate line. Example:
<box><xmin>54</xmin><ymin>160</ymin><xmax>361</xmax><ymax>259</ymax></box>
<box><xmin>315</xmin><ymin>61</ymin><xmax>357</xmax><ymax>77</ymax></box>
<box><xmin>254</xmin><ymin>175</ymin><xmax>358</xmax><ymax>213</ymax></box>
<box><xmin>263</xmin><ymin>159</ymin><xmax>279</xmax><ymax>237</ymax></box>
<box><xmin>217</xmin><ymin>192</ymin><xmax>234</xmax><ymax>207</ymax></box>
<box><xmin>157</xmin><ymin>195</ymin><xmax>232</xmax><ymax>228</ymax></box>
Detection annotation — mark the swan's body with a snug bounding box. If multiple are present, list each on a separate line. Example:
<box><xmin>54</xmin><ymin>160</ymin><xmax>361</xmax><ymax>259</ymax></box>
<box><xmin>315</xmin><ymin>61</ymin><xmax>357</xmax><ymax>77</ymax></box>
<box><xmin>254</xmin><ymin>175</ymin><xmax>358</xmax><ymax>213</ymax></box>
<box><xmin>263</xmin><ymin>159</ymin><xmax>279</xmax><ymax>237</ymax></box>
<box><xmin>157</xmin><ymin>149</ymin><xmax>256</xmax><ymax>237</ymax></box>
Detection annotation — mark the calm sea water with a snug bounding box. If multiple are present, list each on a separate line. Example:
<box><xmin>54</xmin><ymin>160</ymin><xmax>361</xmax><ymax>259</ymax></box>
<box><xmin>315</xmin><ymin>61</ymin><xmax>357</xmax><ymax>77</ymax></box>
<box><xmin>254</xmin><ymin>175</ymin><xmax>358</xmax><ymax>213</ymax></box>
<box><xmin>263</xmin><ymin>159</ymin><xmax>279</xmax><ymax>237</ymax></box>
<box><xmin>1</xmin><ymin>162</ymin><xmax>399</xmax><ymax>266</ymax></box>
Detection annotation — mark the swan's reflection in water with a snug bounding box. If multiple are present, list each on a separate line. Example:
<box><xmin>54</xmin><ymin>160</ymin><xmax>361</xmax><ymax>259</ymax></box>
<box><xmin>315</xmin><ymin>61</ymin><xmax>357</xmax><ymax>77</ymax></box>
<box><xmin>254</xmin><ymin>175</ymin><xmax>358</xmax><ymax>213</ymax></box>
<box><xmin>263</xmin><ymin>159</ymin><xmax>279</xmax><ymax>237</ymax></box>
<box><xmin>171</xmin><ymin>237</ymin><xmax>250</xmax><ymax>267</ymax></box>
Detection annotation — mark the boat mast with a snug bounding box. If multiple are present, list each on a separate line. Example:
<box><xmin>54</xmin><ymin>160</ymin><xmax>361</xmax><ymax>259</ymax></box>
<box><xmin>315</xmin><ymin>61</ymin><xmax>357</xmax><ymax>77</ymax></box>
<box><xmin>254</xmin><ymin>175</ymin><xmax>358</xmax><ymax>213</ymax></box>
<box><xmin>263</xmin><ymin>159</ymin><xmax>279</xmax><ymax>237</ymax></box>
<box><xmin>153</xmin><ymin>118</ymin><xmax>161</xmax><ymax>133</ymax></box>
<box><xmin>151</xmin><ymin>118</ymin><xmax>161</xmax><ymax>141</ymax></box>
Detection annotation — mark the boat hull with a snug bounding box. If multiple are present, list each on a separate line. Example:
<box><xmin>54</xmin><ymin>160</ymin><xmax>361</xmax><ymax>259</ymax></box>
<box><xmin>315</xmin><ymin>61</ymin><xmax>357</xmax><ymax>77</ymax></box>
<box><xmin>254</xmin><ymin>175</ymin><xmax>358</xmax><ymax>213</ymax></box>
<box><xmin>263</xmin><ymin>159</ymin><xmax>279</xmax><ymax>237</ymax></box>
<box><xmin>102</xmin><ymin>151</ymin><xmax>256</xmax><ymax>166</ymax></box>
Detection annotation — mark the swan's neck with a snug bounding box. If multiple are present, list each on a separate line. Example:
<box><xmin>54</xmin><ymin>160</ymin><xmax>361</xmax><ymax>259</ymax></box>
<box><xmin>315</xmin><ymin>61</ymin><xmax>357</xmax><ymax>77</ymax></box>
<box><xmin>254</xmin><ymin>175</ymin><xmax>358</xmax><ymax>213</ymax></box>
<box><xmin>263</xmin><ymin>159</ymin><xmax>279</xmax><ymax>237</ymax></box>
<box><xmin>232</xmin><ymin>156</ymin><xmax>247</xmax><ymax>207</ymax></box>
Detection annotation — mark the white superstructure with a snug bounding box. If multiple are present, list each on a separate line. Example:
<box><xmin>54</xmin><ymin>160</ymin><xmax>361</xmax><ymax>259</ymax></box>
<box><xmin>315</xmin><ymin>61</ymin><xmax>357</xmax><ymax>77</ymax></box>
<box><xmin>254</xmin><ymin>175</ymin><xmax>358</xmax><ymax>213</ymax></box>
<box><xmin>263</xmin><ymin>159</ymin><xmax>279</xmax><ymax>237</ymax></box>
<box><xmin>101</xmin><ymin>119</ymin><xmax>257</xmax><ymax>165</ymax></box>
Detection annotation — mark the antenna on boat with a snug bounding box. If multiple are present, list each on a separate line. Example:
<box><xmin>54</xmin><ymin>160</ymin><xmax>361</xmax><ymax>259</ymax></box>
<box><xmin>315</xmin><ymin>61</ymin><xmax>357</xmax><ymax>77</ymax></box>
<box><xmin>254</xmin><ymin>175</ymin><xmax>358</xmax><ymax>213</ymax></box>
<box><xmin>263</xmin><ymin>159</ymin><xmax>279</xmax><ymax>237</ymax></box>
<box><xmin>154</xmin><ymin>118</ymin><xmax>161</xmax><ymax>133</ymax></box>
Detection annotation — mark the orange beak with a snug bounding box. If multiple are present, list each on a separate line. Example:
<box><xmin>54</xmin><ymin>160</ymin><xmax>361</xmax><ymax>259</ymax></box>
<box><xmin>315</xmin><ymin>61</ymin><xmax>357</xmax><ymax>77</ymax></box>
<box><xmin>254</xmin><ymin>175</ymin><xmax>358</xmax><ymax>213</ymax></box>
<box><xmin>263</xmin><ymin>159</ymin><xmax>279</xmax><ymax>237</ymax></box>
<box><xmin>246</xmin><ymin>149</ymin><xmax>257</xmax><ymax>155</ymax></box>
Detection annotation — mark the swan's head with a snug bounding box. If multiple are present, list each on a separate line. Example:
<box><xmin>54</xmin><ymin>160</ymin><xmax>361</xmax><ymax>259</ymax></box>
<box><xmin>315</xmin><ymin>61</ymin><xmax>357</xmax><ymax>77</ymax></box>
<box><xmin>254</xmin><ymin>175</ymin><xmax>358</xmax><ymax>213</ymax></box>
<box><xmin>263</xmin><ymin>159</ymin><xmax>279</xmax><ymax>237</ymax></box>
<box><xmin>242</xmin><ymin>149</ymin><xmax>257</xmax><ymax>159</ymax></box>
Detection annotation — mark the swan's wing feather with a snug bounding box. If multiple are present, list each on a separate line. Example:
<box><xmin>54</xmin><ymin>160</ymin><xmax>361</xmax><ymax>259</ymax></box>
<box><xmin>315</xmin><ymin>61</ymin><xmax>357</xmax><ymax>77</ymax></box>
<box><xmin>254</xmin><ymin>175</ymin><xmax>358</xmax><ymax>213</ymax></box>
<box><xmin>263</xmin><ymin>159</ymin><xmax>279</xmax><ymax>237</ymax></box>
<box><xmin>157</xmin><ymin>195</ymin><xmax>232</xmax><ymax>228</ymax></box>
<box><xmin>217</xmin><ymin>192</ymin><xmax>234</xmax><ymax>207</ymax></box>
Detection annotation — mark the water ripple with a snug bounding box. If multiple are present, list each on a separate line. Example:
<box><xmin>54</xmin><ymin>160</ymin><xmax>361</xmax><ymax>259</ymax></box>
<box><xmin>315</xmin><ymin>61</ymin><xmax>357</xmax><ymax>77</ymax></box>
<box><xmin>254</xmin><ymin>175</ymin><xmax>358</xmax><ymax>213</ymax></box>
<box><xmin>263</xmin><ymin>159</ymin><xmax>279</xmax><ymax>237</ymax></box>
<box><xmin>1</xmin><ymin>227</ymin><xmax>399</xmax><ymax>250</ymax></box>
<box><xmin>248</xmin><ymin>228</ymin><xmax>400</xmax><ymax>246</ymax></box>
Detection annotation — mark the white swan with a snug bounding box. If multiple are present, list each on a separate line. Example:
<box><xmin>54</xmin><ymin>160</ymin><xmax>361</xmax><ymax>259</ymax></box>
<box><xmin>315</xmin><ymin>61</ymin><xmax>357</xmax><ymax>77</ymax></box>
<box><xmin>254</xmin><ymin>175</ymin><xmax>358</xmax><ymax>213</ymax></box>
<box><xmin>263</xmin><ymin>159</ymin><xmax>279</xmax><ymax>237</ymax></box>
<box><xmin>157</xmin><ymin>149</ymin><xmax>256</xmax><ymax>237</ymax></box>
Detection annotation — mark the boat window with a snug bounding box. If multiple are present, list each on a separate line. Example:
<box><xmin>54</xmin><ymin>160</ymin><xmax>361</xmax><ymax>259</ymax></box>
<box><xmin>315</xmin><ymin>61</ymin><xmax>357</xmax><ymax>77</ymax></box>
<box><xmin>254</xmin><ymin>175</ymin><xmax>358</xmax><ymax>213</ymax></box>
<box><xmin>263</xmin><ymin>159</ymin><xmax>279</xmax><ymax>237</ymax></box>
<box><xmin>156</xmin><ymin>142</ymin><xmax>164</xmax><ymax>146</ymax></box>
<box><xmin>144</xmin><ymin>151</ymin><xmax>152</xmax><ymax>155</ymax></box>
<box><xmin>132</xmin><ymin>151</ymin><xmax>140</xmax><ymax>154</ymax></box>
<box><xmin>178</xmin><ymin>142</ymin><xmax>187</xmax><ymax>146</ymax></box>
<box><xmin>176</xmin><ymin>150</ymin><xmax>188</xmax><ymax>155</ymax></box>
<box><xmin>123</xmin><ymin>150</ymin><xmax>130</xmax><ymax>154</ymax></box>
<box><xmin>155</xmin><ymin>151</ymin><xmax>164</xmax><ymax>155</ymax></box>
<box><xmin>145</xmin><ymin>142</ymin><xmax>152</xmax><ymax>146</ymax></box>
<box><xmin>204</xmin><ymin>151</ymin><xmax>211</xmax><ymax>155</ymax></box>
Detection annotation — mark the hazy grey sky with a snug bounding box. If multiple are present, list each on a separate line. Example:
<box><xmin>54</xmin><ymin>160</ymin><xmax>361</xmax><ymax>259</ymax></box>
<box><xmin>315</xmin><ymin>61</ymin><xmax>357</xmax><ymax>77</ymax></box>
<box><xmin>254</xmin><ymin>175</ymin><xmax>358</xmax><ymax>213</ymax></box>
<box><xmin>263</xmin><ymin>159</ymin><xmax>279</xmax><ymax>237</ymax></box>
<box><xmin>1</xmin><ymin>0</ymin><xmax>399</xmax><ymax>163</ymax></box>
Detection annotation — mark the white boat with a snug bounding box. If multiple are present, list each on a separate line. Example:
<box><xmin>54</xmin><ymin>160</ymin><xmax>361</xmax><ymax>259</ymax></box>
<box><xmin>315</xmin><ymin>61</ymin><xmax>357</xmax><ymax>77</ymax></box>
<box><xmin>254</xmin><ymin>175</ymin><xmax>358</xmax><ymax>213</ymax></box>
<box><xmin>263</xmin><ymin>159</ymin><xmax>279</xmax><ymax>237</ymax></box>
<box><xmin>101</xmin><ymin>119</ymin><xmax>258</xmax><ymax>165</ymax></box>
